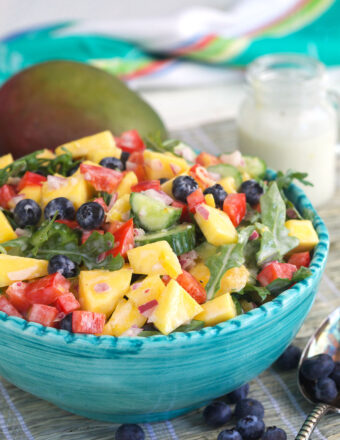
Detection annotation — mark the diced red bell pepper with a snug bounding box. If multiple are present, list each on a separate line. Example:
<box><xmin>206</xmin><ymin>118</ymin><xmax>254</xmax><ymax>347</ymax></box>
<box><xmin>115</xmin><ymin>130</ymin><xmax>146</xmax><ymax>153</ymax></box>
<box><xmin>189</xmin><ymin>164</ymin><xmax>215</xmax><ymax>189</ymax></box>
<box><xmin>0</xmin><ymin>296</ymin><xmax>23</xmax><ymax>318</ymax></box>
<box><xmin>81</xmin><ymin>229</ymin><xmax>104</xmax><ymax>245</ymax></box>
<box><xmin>288</xmin><ymin>252</ymin><xmax>311</xmax><ymax>269</ymax></box>
<box><xmin>195</xmin><ymin>152</ymin><xmax>220</xmax><ymax>167</ymax></box>
<box><xmin>80</xmin><ymin>163</ymin><xmax>123</xmax><ymax>193</ymax></box>
<box><xmin>223</xmin><ymin>193</ymin><xmax>246</xmax><ymax>227</ymax></box>
<box><xmin>55</xmin><ymin>219</ymin><xmax>79</xmax><ymax>229</ymax></box>
<box><xmin>6</xmin><ymin>281</ymin><xmax>30</xmax><ymax>313</ymax></box>
<box><xmin>171</xmin><ymin>200</ymin><xmax>191</xmax><ymax>222</ymax></box>
<box><xmin>126</xmin><ymin>152</ymin><xmax>147</xmax><ymax>182</ymax></box>
<box><xmin>131</xmin><ymin>180</ymin><xmax>161</xmax><ymax>192</ymax></box>
<box><xmin>106</xmin><ymin>218</ymin><xmax>134</xmax><ymax>258</ymax></box>
<box><xmin>257</xmin><ymin>262</ymin><xmax>297</xmax><ymax>287</ymax></box>
<box><xmin>72</xmin><ymin>310</ymin><xmax>106</xmax><ymax>334</ymax></box>
<box><xmin>93</xmin><ymin>197</ymin><xmax>108</xmax><ymax>212</ymax></box>
<box><xmin>187</xmin><ymin>188</ymin><xmax>205</xmax><ymax>213</ymax></box>
<box><xmin>105</xmin><ymin>221</ymin><xmax>124</xmax><ymax>234</ymax></box>
<box><xmin>176</xmin><ymin>270</ymin><xmax>207</xmax><ymax>304</ymax></box>
<box><xmin>55</xmin><ymin>293</ymin><xmax>80</xmax><ymax>314</ymax></box>
<box><xmin>17</xmin><ymin>171</ymin><xmax>47</xmax><ymax>191</ymax></box>
<box><xmin>0</xmin><ymin>184</ymin><xmax>16</xmax><ymax>209</ymax></box>
<box><xmin>27</xmin><ymin>304</ymin><xmax>58</xmax><ymax>326</ymax></box>
<box><xmin>25</xmin><ymin>273</ymin><xmax>71</xmax><ymax>305</ymax></box>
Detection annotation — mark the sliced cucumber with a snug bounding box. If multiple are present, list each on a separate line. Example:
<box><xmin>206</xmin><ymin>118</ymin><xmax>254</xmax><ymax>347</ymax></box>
<box><xmin>130</xmin><ymin>192</ymin><xmax>181</xmax><ymax>232</ymax></box>
<box><xmin>135</xmin><ymin>223</ymin><xmax>196</xmax><ymax>255</ymax></box>
<box><xmin>207</xmin><ymin>164</ymin><xmax>243</xmax><ymax>188</ymax></box>
<box><xmin>242</xmin><ymin>156</ymin><xmax>267</xmax><ymax>179</ymax></box>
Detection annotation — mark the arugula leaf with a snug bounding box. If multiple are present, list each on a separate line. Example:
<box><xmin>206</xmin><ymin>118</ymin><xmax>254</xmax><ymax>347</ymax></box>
<box><xmin>242</xmin><ymin>204</ymin><xmax>261</xmax><ymax>225</ymax></box>
<box><xmin>174</xmin><ymin>320</ymin><xmax>205</xmax><ymax>333</ymax></box>
<box><xmin>138</xmin><ymin>330</ymin><xmax>162</xmax><ymax>337</ymax></box>
<box><xmin>238</xmin><ymin>284</ymin><xmax>271</xmax><ymax>305</ymax></box>
<box><xmin>145</xmin><ymin>133</ymin><xmax>182</xmax><ymax>156</ymax></box>
<box><xmin>256</xmin><ymin>182</ymin><xmax>299</xmax><ymax>265</ymax></box>
<box><xmin>266</xmin><ymin>266</ymin><xmax>312</xmax><ymax>296</ymax></box>
<box><xmin>98</xmin><ymin>191</ymin><xmax>112</xmax><ymax>207</ymax></box>
<box><xmin>231</xmin><ymin>294</ymin><xmax>243</xmax><ymax>315</ymax></box>
<box><xmin>275</xmin><ymin>169</ymin><xmax>313</xmax><ymax>191</ymax></box>
<box><xmin>79</xmin><ymin>232</ymin><xmax>124</xmax><ymax>270</ymax></box>
<box><xmin>204</xmin><ymin>226</ymin><xmax>254</xmax><ymax>300</ymax></box>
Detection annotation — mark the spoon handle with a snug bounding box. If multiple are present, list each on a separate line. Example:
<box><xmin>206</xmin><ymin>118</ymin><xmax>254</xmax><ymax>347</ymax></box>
<box><xmin>295</xmin><ymin>403</ymin><xmax>330</xmax><ymax>440</ymax></box>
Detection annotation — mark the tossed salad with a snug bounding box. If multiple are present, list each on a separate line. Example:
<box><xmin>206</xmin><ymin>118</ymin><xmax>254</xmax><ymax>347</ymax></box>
<box><xmin>0</xmin><ymin>130</ymin><xmax>319</xmax><ymax>336</ymax></box>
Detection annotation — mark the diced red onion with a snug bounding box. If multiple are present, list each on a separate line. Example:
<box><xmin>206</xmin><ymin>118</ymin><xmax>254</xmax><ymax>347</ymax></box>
<box><xmin>150</xmin><ymin>159</ymin><xmax>163</xmax><ymax>170</ymax></box>
<box><xmin>94</xmin><ymin>282</ymin><xmax>110</xmax><ymax>293</ymax></box>
<box><xmin>249</xmin><ymin>230</ymin><xmax>259</xmax><ymax>241</ymax></box>
<box><xmin>54</xmin><ymin>312</ymin><xmax>66</xmax><ymax>323</ymax></box>
<box><xmin>143</xmin><ymin>189</ymin><xmax>173</xmax><ymax>205</ymax></box>
<box><xmin>122</xmin><ymin>325</ymin><xmax>143</xmax><ymax>337</ymax></box>
<box><xmin>138</xmin><ymin>299</ymin><xmax>158</xmax><ymax>316</ymax></box>
<box><xmin>179</xmin><ymin>250</ymin><xmax>198</xmax><ymax>270</ymax></box>
<box><xmin>126</xmin><ymin>161</ymin><xmax>137</xmax><ymax>172</ymax></box>
<box><xmin>207</xmin><ymin>171</ymin><xmax>221</xmax><ymax>181</ymax></box>
<box><xmin>174</xmin><ymin>144</ymin><xmax>196</xmax><ymax>162</ymax></box>
<box><xmin>286</xmin><ymin>208</ymin><xmax>298</xmax><ymax>219</ymax></box>
<box><xmin>196</xmin><ymin>204</ymin><xmax>210</xmax><ymax>220</ymax></box>
<box><xmin>132</xmin><ymin>282</ymin><xmax>143</xmax><ymax>290</ymax></box>
<box><xmin>170</xmin><ymin>163</ymin><xmax>181</xmax><ymax>175</ymax></box>
<box><xmin>10</xmin><ymin>194</ymin><xmax>25</xmax><ymax>207</ymax></box>
<box><xmin>15</xmin><ymin>228</ymin><xmax>30</xmax><ymax>237</ymax></box>
<box><xmin>220</xmin><ymin>151</ymin><xmax>245</xmax><ymax>168</ymax></box>
<box><xmin>107</xmin><ymin>193</ymin><xmax>118</xmax><ymax>211</ymax></box>
<box><xmin>133</xmin><ymin>228</ymin><xmax>145</xmax><ymax>238</ymax></box>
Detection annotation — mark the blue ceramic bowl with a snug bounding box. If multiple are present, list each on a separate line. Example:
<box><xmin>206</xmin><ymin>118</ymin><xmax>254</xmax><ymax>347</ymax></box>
<box><xmin>0</xmin><ymin>178</ymin><xmax>329</xmax><ymax>423</ymax></box>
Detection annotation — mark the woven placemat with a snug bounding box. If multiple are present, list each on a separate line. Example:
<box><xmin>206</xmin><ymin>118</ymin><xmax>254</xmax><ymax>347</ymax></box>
<box><xmin>0</xmin><ymin>120</ymin><xmax>339</xmax><ymax>440</ymax></box>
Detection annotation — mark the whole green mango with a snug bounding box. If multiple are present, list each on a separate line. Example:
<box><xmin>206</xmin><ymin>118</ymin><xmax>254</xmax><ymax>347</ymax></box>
<box><xmin>0</xmin><ymin>61</ymin><xmax>166</xmax><ymax>157</ymax></box>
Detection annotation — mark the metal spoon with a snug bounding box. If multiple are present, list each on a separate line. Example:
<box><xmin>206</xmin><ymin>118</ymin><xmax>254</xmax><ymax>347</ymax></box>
<box><xmin>295</xmin><ymin>307</ymin><xmax>340</xmax><ymax>440</ymax></box>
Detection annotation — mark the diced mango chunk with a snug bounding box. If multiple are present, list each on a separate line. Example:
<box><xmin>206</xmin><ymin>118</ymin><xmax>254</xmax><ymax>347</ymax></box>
<box><xmin>217</xmin><ymin>265</ymin><xmax>250</xmax><ymax>296</ymax></box>
<box><xmin>189</xmin><ymin>261</ymin><xmax>210</xmax><ymax>288</ymax></box>
<box><xmin>0</xmin><ymin>255</ymin><xmax>48</xmax><ymax>287</ymax></box>
<box><xmin>116</xmin><ymin>171</ymin><xmax>138</xmax><ymax>198</ymax></box>
<box><xmin>55</xmin><ymin>131</ymin><xmax>121</xmax><ymax>161</ymax></box>
<box><xmin>106</xmin><ymin>194</ymin><xmax>131</xmax><ymax>222</ymax></box>
<box><xmin>144</xmin><ymin>150</ymin><xmax>189</xmax><ymax>180</ymax></box>
<box><xmin>195</xmin><ymin>293</ymin><xmax>236</xmax><ymax>326</ymax></box>
<box><xmin>0</xmin><ymin>211</ymin><xmax>17</xmax><ymax>243</ymax></box>
<box><xmin>194</xmin><ymin>204</ymin><xmax>238</xmax><ymax>246</ymax></box>
<box><xmin>218</xmin><ymin>177</ymin><xmax>237</xmax><ymax>194</ymax></box>
<box><xmin>79</xmin><ymin>268</ymin><xmax>132</xmax><ymax>317</ymax></box>
<box><xmin>126</xmin><ymin>275</ymin><xmax>165</xmax><ymax>307</ymax></box>
<box><xmin>0</xmin><ymin>154</ymin><xmax>13</xmax><ymax>169</ymax></box>
<box><xmin>102</xmin><ymin>298</ymin><xmax>146</xmax><ymax>336</ymax></box>
<box><xmin>37</xmin><ymin>149</ymin><xmax>55</xmax><ymax>159</ymax></box>
<box><xmin>285</xmin><ymin>220</ymin><xmax>319</xmax><ymax>252</ymax></box>
<box><xmin>127</xmin><ymin>241</ymin><xmax>182</xmax><ymax>278</ymax></box>
<box><xmin>19</xmin><ymin>185</ymin><xmax>42</xmax><ymax>204</ymax></box>
<box><xmin>204</xmin><ymin>193</ymin><xmax>215</xmax><ymax>208</ymax></box>
<box><xmin>41</xmin><ymin>175</ymin><xmax>91</xmax><ymax>209</ymax></box>
<box><xmin>152</xmin><ymin>279</ymin><xmax>203</xmax><ymax>335</ymax></box>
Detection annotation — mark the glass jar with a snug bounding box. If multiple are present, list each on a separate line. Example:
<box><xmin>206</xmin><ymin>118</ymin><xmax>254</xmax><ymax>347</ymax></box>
<box><xmin>237</xmin><ymin>54</ymin><xmax>337</xmax><ymax>207</ymax></box>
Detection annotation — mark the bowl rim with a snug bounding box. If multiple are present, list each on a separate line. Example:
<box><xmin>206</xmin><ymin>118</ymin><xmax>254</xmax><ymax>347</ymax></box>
<box><xmin>0</xmin><ymin>172</ymin><xmax>329</xmax><ymax>349</ymax></box>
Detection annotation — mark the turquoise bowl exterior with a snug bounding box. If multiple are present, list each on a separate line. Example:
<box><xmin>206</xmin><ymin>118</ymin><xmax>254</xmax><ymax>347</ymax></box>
<box><xmin>0</xmin><ymin>178</ymin><xmax>329</xmax><ymax>423</ymax></box>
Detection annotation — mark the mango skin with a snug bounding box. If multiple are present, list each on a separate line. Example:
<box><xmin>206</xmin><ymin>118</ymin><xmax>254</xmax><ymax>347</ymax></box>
<box><xmin>0</xmin><ymin>61</ymin><xmax>166</xmax><ymax>157</ymax></box>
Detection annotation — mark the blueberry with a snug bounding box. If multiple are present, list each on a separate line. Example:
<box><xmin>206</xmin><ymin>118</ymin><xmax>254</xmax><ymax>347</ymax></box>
<box><xmin>120</xmin><ymin>151</ymin><xmax>130</xmax><ymax>169</ymax></box>
<box><xmin>76</xmin><ymin>202</ymin><xmax>105</xmax><ymax>230</ymax></box>
<box><xmin>44</xmin><ymin>197</ymin><xmax>75</xmax><ymax>221</ymax></box>
<box><xmin>67</xmin><ymin>163</ymin><xmax>80</xmax><ymax>176</ymax></box>
<box><xmin>275</xmin><ymin>345</ymin><xmax>302</xmax><ymax>370</ymax></box>
<box><xmin>301</xmin><ymin>354</ymin><xmax>335</xmax><ymax>381</ymax></box>
<box><xmin>13</xmin><ymin>199</ymin><xmax>41</xmax><ymax>227</ymax></box>
<box><xmin>226</xmin><ymin>383</ymin><xmax>249</xmax><ymax>404</ymax></box>
<box><xmin>100</xmin><ymin>156</ymin><xmax>124</xmax><ymax>171</ymax></box>
<box><xmin>330</xmin><ymin>362</ymin><xmax>340</xmax><ymax>387</ymax></box>
<box><xmin>314</xmin><ymin>377</ymin><xmax>338</xmax><ymax>403</ymax></box>
<box><xmin>204</xmin><ymin>184</ymin><xmax>227</xmax><ymax>208</ymax></box>
<box><xmin>234</xmin><ymin>398</ymin><xmax>264</xmax><ymax>420</ymax></box>
<box><xmin>236</xmin><ymin>415</ymin><xmax>265</xmax><ymax>440</ymax></box>
<box><xmin>203</xmin><ymin>401</ymin><xmax>232</xmax><ymax>427</ymax></box>
<box><xmin>172</xmin><ymin>175</ymin><xmax>198</xmax><ymax>202</ymax></box>
<box><xmin>59</xmin><ymin>314</ymin><xmax>73</xmax><ymax>332</ymax></box>
<box><xmin>48</xmin><ymin>255</ymin><xmax>78</xmax><ymax>278</ymax></box>
<box><xmin>217</xmin><ymin>428</ymin><xmax>243</xmax><ymax>440</ymax></box>
<box><xmin>115</xmin><ymin>424</ymin><xmax>145</xmax><ymax>440</ymax></box>
<box><xmin>262</xmin><ymin>426</ymin><xmax>287</xmax><ymax>440</ymax></box>
<box><xmin>239</xmin><ymin>180</ymin><xmax>263</xmax><ymax>205</ymax></box>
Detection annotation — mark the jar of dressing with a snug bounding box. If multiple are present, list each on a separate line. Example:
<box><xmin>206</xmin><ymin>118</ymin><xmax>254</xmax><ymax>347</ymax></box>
<box><xmin>237</xmin><ymin>54</ymin><xmax>337</xmax><ymax>207</ymax></box>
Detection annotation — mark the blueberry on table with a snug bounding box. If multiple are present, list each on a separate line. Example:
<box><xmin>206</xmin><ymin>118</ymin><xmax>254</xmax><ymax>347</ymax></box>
<box><xmin>262</xmin><ymin>426</ymin><xmax>287</xmax><ymax>440</ymax></box>
<box><xmin>236</xmin><ymin>415</ymin><xmax>265</xmax><ymax>440</ymax></box>
<box><xmin>13</xmin><ymin>199</ymin><xmax>41</xmax><ymax>227</ymax></box>
<box><xmin>239</xmin><ymin>180</ymin><xmax>263</xmax><ymax>205</ymax></box>
<box><xmin>218</xmin><ymin>428</ymin><xmax>243</xmax><ymax>440</ymax></box>
<box><xmin>203</xmin><ymin>401</ymin><xmax>232</xmax><ymax>427</ymax></box>
<box><xmin>226</xmin><ymin>383</ymin><xmax>249</xmax><ymax>404</ymax></box>
<box><xmin>76</xmin><ymin>202</ymin><xmax>105</xmax><ymax>230</ymax></box>
<box><xmin>330</xmin><ymin>362</ymin><xmax>340</xmax><ymax>387</ymax></box>
<box><xmin>44</xmin><ymin>197</ymin><xmax>76</xmax><ymax>221</ymax></box>
<box><xmin>48</xmin><ymin>255</ymin><xmax>78</xmax><ymax>278</ymax></box>
<box><xmin>275</xmin><ymin>345</ymin><xmax>302</xmax><ymax>370</ymax></box>
<box><xmin>100</xmin><ymin>156</ymin><xmax>124</xmax><ymax>171</ymax></box>
<box><xmin>301</xmin><ymin>354</ymin><xmax>335</xmax><ymax>381</ymax></box>
<box><xmin>115</xmin><ymin>424</ymin><xmax>145</xmax><ymax>440</ymax></box>
<box><xmin>204</xmin><ymin>183</ymin><xmax>227</xmax><ymax>208</ymax></box>
<box><xmin>234</xmin><ymin>398</ymin><xmax>264</xmax><ymax>420</ymax></box>
<box><xmin>120</xmin><ymin>151</ymin><xmax>130</xmax><ymax>168</ymax></box>
<box><xmin>59</xmin><ymin>313</ymin><xmax>73</xmax><ymax>332</ymax></box>
<box><xmin>314</xmin><ymin>377</ymin><xmax>338</xmax><ymax>403</ymax></box>
<box><xmin>172</xmin><ymin>175</ymin><xmax>198</xmax><ymax>202</ymax></box>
